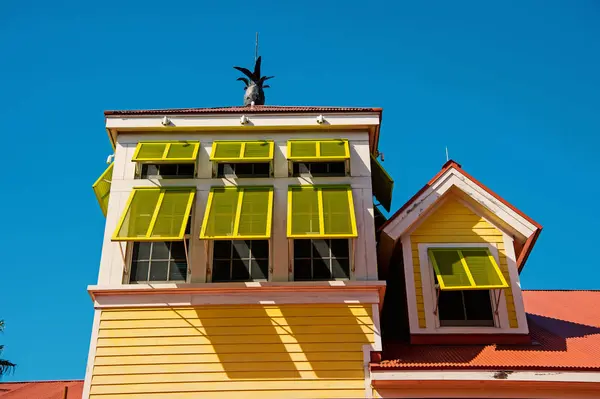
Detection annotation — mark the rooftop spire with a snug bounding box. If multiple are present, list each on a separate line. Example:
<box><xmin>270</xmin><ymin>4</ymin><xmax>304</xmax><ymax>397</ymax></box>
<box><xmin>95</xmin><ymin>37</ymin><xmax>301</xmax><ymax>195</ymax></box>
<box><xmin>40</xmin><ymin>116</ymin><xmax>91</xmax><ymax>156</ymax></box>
<box><xmin>234</xmin><ymin>35</ymin><xmax>274</xmax><ymax>106</ymax></box>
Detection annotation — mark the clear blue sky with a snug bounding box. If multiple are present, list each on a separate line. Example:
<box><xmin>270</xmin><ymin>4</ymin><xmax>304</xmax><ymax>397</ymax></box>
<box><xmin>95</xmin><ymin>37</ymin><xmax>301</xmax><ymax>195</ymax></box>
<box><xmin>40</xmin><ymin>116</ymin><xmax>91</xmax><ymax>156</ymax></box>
<box><xmin>1</xmin><ymin>0</ymin><xmax>599</xmax><ymax>382</ymax></box>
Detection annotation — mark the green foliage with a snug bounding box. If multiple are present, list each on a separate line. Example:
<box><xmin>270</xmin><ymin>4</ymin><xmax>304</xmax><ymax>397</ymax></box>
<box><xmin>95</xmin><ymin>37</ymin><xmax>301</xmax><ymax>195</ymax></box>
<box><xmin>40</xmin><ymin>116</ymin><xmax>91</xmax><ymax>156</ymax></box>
<box><xmin>0</xmin><ymin>320</ymin><xmax>16</xmax><ymax>376</ymax></box>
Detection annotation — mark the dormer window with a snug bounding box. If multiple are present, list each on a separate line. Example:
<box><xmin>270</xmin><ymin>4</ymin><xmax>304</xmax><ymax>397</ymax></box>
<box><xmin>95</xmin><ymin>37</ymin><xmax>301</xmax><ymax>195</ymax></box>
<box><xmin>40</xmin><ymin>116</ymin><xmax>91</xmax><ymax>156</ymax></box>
<box><xmin>132</xmin><ymin>141</ymin><xmax>200</xmax><ymax>179</ymax></box>
<box><xmin>210</xmin><ymin>140</ymin><xmax>273</xmax><ymax>178</ymax></box>
<box><xmin>287</xmin><ymin>139</ymin><xmax>350</xmax><ymax>177</ymax></box>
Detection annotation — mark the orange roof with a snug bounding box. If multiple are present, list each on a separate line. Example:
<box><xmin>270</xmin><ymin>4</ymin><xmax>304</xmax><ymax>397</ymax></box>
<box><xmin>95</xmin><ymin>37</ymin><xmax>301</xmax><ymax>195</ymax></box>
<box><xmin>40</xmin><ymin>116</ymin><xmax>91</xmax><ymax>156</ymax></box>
<box><xmin>371</xmin><ymin>291</ymin><xmax>600</xmax><ymax>371</ymax></box>
<box><xmin>379</xmin><ymin>160</ymin><xmax>542</xmax><ymax>271</ymax></box>
<box><xmin>104</xmin><ymin>105</ymin><xmax>383</xmax><ymax>116</ymax></box>
<box><xmin>0</xmin><ymin>380</ymin><xmax>83</xmax><ymax>399</ymax></box>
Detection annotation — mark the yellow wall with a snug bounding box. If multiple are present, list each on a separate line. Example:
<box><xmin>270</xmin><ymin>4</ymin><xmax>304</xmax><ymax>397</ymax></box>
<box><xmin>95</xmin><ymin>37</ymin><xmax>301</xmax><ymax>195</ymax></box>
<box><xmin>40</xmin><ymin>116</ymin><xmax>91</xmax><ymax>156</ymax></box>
<box><xmin>410</xmin><ymin>197</ymin><xmax>518</xmax><ymax>329</ymax></box>
<box><xmin>89</xmin><ymin>303</ymin><xmax>375</xmax><ymax>399</ymax></box>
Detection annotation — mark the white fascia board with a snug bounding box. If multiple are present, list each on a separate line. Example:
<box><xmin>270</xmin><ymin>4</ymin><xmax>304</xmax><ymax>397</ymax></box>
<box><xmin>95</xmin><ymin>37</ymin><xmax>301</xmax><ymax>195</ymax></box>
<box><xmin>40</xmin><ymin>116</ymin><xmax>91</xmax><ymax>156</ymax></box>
<box><xmin>105</xmin><ymin>112</ymin><xmax>381</xmax><ymax>130</ymax></box>
<box><xmin>383</xmin><ymin>168</ymin><xmax>537</xmax><ymax>241</ymax></box>
<box><xmin>370</xmin><ymin>370</ymin><xmax>600</xmax><ymax>383</ymax></box>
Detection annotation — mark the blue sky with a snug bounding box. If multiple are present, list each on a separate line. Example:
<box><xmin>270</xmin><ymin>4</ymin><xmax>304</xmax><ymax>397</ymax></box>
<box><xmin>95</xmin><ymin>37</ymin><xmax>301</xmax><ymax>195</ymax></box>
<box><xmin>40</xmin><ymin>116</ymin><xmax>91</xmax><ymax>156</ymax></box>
<box><xmin>1</xmin><ymin>0</ymin><xmax>599</xmax><ymax>382</ymax></box>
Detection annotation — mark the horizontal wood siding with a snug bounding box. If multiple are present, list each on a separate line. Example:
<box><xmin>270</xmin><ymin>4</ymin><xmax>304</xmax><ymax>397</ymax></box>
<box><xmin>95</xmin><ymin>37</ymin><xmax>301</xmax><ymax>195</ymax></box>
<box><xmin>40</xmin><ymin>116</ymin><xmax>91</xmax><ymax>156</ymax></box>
<box><xmin>90</xmin><ymin>304</ymin><xmax>374</xmax><ymax>398</ymax></box>
<box><xmin>410</xmin><ymin>197</ymin><xmax>518</xmax><ymax>329</ymax></box>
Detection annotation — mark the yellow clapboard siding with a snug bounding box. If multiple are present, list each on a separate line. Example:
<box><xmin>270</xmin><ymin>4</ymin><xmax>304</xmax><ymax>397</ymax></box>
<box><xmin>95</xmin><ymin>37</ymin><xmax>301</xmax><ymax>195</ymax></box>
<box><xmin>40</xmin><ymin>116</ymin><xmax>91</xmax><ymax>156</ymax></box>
<box><xmin>92</xmin><ymin>371</ymin><xmax>364</xmax><ymax>385</ymax></box>
<box><xmin>91</xmin><ymin>304</ymin><xmax>372</xmax><ymax>396</ymax></box>
<box><xmin>95</xmin><ymin>342</ymin><xmax>365</xmax><ymax>356</ymax></box>
<box><xmin>100</xmin><ymin>315</ymin><xmax>373</xmax><ymax>329</ymax></box>
<box><xmin>101</xmin><ymin>305</ymin><xmax>371</xmax><ymax>320</ymax></box>
<box><xmin>90</xmin><ymin>380</ymin><xmax>366</xmax><ymax>395</ymax></box>
<box><xmin>89</xmin><ymin>389</ymin><xmax>366</xmax><ymax>399</ymax></box>
<box><xmin>94</xmin><ymin>351</ymin><xmax>364</xmax><ymax>366</ymax></box>
<box><xmin>97</xmin><ymin>333</ymin><xmax>374</xmax><ymax>347</ymax></box>
<box><xmin>410</xmin><ymin>196</ymin><xmax>519</xmax><ymax>329</ymax></box>
<box><xmin>98</xmin><ymin>324</ymin><xmax>376</xmax><ymax>338</ymax></box>
<box><xmin>93</xmin><ymin>362</ymin><xmax>364</xmax><ymax>377</ymax></box>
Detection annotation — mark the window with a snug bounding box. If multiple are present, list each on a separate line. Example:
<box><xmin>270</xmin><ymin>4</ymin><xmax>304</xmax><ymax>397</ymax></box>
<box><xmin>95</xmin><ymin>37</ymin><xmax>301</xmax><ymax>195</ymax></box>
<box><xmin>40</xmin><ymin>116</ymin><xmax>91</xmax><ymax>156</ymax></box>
<box><xmin>212</xmin><ymin>240</ymin><xmax>269</xmax><ymax>282</ymax></box>
<box><xmin>287</xmin><ymin>139</ymin><xmax>350</xmax><ymax>177</ymax></box>
<box><xmin>130</xmin><ymin>241</ymin><xmax>188</xmax><ymax>283</ymax></box>
<box><xmin>438</xmin><ymin>290</ymin><xmax>494</xmax><ymax>327</ymax></box>
<box><xmin>292</xmin><ymin>161</ymin><xmax>346</xmax><ymax>177</ymax></box>
<box><xmin>216</xmin><ymin>162</ymin><xmax>271</xmax><ymax>178</ymax></box>
<box><xmin>293</xmin><ymin>239</ymin><xmax>350</xmax><ymax>281</ymax></box>
<box><xmin>138</xmin><ymin>163</ymin><xmax>195</xmax><ymax>179</ymax></box>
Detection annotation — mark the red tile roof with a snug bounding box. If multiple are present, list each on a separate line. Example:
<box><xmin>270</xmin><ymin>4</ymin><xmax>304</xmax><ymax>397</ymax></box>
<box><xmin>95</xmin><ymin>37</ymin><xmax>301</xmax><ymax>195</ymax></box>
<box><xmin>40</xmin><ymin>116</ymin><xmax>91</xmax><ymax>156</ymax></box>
<box><xmin>379</xmin><ymin>160</ymin><xmax>542</xmax><ymax>271</ymax></box>
<box><xmin>0</xmin><ymin>380</ymin><xmax>83</xmax><ymax>399</ymax></box>
<box><xmin>104</xmin><ymin>105</ymin><xmax>382</xmax><ymax>116</ymax></box>
<box><xmin>372</xmin><ymin>291</ymin><xmax>600</xmax><ymax>371</ymax></box>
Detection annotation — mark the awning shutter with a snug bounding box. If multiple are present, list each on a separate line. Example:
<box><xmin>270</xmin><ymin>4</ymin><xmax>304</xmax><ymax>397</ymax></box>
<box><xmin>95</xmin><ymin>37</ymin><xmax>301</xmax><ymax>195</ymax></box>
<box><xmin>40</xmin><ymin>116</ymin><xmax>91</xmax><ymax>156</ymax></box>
<box><xmin>200</xmin><ymin>186</ymin><xmax>273</xmax><ymax>239</ymax></box>
<box><xmin>210</xmin><ymin>140</ymin><xmax>274</xmax><ymax>162</ymax></box>
<box><xmin>92</xmin><ymin>162</ymin><xmax>114</xmax><ymax>216</ymax></box>
<box><xmin>371</xmin><ymin>155</ymin><xmax>394</xmax><ymax>212</ymax></box>
<box><xmin>132</xmin><ymin>141</ymin><xmax>200</xmax><ymax>163</ymax></box>
<box><xmin>428</xmin><ymin>248</ymin><xmax>509</xmax><ymax>290</ymax></box>
<box><xmin>287</xmin><ymin>139</ymin><xmax>350</xmax><ymax>162</ymax></box>
<box><xmin>112</xmin><ymin>187</ymin><xmax>195</xmax><ymax>241</ymax></box>
<box><xmin>287</xmin><ymin>185</ymin><xmax>357</xmax><ymax>238</ymax></box>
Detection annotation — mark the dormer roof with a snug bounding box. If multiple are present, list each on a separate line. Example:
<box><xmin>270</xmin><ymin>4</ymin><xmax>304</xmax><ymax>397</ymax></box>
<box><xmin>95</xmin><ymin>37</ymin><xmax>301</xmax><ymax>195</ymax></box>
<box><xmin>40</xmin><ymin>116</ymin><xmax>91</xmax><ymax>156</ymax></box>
<box><xmin>380</xmin><ymin>160</ymin><xmax>542</xmax><ymax>270</ymax></box>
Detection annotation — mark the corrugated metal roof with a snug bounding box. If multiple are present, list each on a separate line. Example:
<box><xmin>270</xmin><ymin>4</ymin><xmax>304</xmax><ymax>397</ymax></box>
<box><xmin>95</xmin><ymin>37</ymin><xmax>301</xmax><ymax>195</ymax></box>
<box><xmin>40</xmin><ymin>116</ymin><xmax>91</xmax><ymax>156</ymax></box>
<box><xmin>372</xmin><ymin>291</ymin><xmax>600</xmax><ymax>371</ymax></box>
<box><xmin>104</xmin><ymin>105</ymin><xmax>382</xmax><ymax>116</ymax></box>
<box><xmin>0</xmin><ymin>380</ymin><xmax>83</xmax><ymax>398</ymax></box>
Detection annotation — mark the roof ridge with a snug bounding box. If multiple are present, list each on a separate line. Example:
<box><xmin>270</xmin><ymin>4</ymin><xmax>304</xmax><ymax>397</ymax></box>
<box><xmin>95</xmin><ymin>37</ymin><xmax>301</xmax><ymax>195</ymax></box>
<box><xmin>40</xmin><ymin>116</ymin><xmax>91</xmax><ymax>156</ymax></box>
<box><xmin>0</xmin><ymin>379</ymin><xmax>84</xmax><ymax>384</ymax></box>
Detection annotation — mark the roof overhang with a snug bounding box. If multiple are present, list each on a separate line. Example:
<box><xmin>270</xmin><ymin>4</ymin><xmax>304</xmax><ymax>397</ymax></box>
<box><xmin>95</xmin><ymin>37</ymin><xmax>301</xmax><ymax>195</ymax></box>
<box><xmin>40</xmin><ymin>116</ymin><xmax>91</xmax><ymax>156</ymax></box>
<box><xmin>103</xmin><ymin>106</ymin><xmax>383</xmax><ymax>155</ymax></box>
<box><xmin>380</xmin><ymin>160</ymin><xmax>542</xmax><ymax>270</ymax></box>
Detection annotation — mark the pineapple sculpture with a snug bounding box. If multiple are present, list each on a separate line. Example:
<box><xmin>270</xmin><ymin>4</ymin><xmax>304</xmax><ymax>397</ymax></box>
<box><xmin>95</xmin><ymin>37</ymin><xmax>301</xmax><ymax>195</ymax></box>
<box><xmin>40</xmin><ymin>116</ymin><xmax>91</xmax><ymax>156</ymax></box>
<box><xmin>234</xmin><ymin>56</ymin><xmax>274</xmax><ymax>106</ymax></box>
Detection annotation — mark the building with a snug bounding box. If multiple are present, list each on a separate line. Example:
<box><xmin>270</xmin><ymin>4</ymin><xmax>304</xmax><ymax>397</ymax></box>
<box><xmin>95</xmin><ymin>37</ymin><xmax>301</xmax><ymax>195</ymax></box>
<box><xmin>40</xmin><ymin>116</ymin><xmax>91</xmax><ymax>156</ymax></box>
<box><xmin>84</xmin><ymin>104</ymin><xmax>600</xmax><ymax>398</ymax></box>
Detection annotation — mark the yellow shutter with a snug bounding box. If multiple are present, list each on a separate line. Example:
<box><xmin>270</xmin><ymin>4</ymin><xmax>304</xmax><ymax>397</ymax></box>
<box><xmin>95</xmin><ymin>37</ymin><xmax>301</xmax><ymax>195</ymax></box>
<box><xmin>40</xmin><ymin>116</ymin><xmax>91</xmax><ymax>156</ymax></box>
<box><xmin>370</xmin><ymin>155</ymin><xmax>394</xmax><ymax>212</ymax></box>
<box><xmin>287</xmin><ymin>139</ymin><xmax>350</xmax><ymax>161</ymax></box>
<box><xmin>210</xmin><ymin>140</ymin><xmax>274</xmax><ymax>162</ymax></box>
<box><xmin>132</xmin><ymin>141</ymin><xmax>199</xmax><ymax>163</ymax></box>
<box><xmin>287</xmin><ymin>185</ymin><xmax>357</xmax><ymax>238</ymax></box>
<box><xmin>428</xmin><ymin>248</ymin><xmax>509</xmax><ymax>290</ymax></box>
<box><xmin>112</xmin><ymin>187</ymin><xmax>195</xmax><ymax>241</ymax></box>
<box><xmin>92</xmin><ymin>163</ymin><xmax>114</xmax><ymax>216</ymax></box>
<box><xmin>200</xmin><ymin>186</ymin><xmax>273</xmax><ymax>239</ymax></box>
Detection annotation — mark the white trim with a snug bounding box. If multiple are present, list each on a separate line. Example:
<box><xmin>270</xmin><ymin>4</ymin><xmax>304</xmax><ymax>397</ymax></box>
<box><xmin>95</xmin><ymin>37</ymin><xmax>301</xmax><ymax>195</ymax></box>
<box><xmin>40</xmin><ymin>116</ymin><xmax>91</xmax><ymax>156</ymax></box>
<box><xmin>106</xmin><ymin>112</ymin><xmax>380</xmax><ymax>131</ymax></box>
<box><xmin>81</xmin><ymin>309</ymin><xmax>101</xmax><ymax>399</ymax></box>
<box><xmin>363</xmin><ymin>345</ymin><xmax>375</xmax><ymax>398</ymax></box>
<box><xmin>370</xmin><ymin>370</ymin><xmax>600</xmax><ymax>383</ymax></box>
<box><xmin>503</xmin><ymin>232</ymin><xmax>529</xmax><ymax>332</ymax></box>
<box><xmin>383</xmin><ymin>169</ymin><xmax>537</xmax><ymax>240</ymax></box>
<box><xmin>416</xmin><ymin>242</ymin><xmax>528</xmax><ymax>335</ymax></box>
<box><xmin>371</xmin><ymin>303</ymin><xmax>383</xmax><ymax>351</ymax></box>
<box><xmin>402</xmin><ymin>237</ymin><xmax>420</xmax><ymax>334</ymax></box>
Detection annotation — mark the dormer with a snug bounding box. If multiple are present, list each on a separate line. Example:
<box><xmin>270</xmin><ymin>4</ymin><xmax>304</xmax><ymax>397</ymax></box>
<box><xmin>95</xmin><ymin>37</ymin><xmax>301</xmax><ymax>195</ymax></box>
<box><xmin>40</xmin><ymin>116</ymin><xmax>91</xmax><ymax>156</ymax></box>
<box><xmin>378</xmin><ymin>161</ymin><xmax>541</xmax><ymax>344</ymax></box>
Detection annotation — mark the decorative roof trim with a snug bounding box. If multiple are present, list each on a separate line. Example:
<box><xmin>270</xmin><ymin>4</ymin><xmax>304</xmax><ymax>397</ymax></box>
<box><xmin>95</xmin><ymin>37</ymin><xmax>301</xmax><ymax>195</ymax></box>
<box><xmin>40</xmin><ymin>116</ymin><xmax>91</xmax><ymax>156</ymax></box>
<box><xmin>104</xmin><ymin>105</ymin><xmax>383</xmax><ymax>116</ymax></box>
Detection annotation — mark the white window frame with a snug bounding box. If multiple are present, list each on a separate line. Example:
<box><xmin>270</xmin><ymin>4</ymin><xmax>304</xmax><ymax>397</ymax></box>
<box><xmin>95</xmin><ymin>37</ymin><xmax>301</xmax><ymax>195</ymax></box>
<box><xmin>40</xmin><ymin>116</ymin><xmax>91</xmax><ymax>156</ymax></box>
<box><xmin>418</xmin><ymin>242</ymin><xmax>511</xmax><ymax>334</ymax></box>
<box><xmin>288</xmin><ymin>238</ymin><xmax>354</xmax><ymax>281</ymax></box>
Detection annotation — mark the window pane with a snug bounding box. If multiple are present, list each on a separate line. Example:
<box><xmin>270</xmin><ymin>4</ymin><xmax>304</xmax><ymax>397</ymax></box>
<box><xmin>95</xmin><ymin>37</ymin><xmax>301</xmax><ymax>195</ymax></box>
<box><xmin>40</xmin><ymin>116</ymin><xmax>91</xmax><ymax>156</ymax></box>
<box><xmin>252</xmin><ymin>163</ymin><xmax>270</xmax><ymax>177</ymax></box>
<box><xmin>332</xmin><ymin>258</ymin><xmax>350</xmax><ymax>279</ymax></box>
<box><xmin>234</xmin><ymin>163</ymin><xmax>254</xmax><ymax>177</ymax></box>
<box><xmin>141</xmin><ymin>164</ymin><xmax>160</xmax><ymax>178</ymax></box>
<box><xmin>151</xmin><ymin>242</ymin><xmax>170</xmax><ymax>259</ymax></box>
<box><xmin>132</xmin><ymin>242</ymin><xmax>151</xmax><ymax>261</ymax></box>
<box><xmin>251</xmin><ymin>259</ymin><xmax>268</xmax><ymax>280</ymax></box>
<box><xmin>177</xmin><ymin>164</ymin><xmax>195</xmax><ymax>178</ymax></box>
<box><xmin>312</xmin><ymin>239</ymin><xmax>330</xmax><ymax>259</ymax></box>
<box><xmin>171</xmin><ymin>241</ymin><xmax>187</xmax><ymax>261</ymax></box>
<box><xmin>232</xmin><ymin>241</ymin><xmax>250</xmax><ymax>260</ymax></box>
<box><xmin>312</xmin><ymin>258</ymin><xmax>332</xmax><ymax>280</ymax></box>
<box><xmin>308</xmin><ymin>162</ymin><xmax>328</xmax><ymax>176</ymax></box>
<box><xmin>212</xmin><ymin>260</ymin><xmax>231</xmax><ymax>282</ymax></box>
<box><xmin>169</xmin><ymin>261</ymin><xmax>187</xmax><ymax>281</ymax></box>
<box><xmin>130</xmin><ymin>261</ymin><xmax>149</xmax><ymax>283</ymax></box>
<box><xmin>213</xmin><ymin>241</ymin><xmax>232</xmax><ymax>259</ymax></box>
<box><xmin>251</xmin><ymin>240</ymin><xmax>269</xmax><ymax>260</ymax></box>
<box><xmin>293</xmin><ymin>162</ymin><xmax>310</xmax><ymax>176</ymax></box>
<box><xmin>438</xmin><ymin>290</ymin><xmax>466</xmax><ymax>325</ymax></box>
<box><xmin>231</xmin><ymin>259</ymin><xmax>251</xmax><ymax>281</ymax></box>
<box><xmin>330</xmin><ymin>239</ymin><xmax>349</xmax><ymax>259</ymax></box>
<box><xmin>293</xmin><ymin>239</ymin><xmax>312</xmax><ymax>258</ymax></box>
<box><xmin>326</xmin><ymin>162</ymin><xmax>346</xmax><ymax>176</ymax></box>
<box><xmin>149</xmin><ymin>261</ymin><xmax>169</xmax><ymax>281</ymax></box>
<box><xmin>464</xmin><ymin>290</ymin><xmax>494</xmax><ymax>322</ymax></box>
<box><xmin>159</xmin><ymin>164</ymin><xmax>178</xmax><ymax>177</ymax></box>
<box><xmin>294</xmin><ymin>259</ymin><xmax>312</xmax><ymax>281</ymax></box>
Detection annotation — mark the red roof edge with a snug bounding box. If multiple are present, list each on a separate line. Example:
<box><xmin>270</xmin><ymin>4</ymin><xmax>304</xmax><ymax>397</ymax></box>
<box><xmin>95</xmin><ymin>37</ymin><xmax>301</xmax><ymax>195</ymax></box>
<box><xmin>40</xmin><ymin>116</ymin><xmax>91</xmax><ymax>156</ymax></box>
<box><xmin>104</xmin><ymin>105</ymin><xmax>383</xmax><ymax>116</ymax></box>
<box><xmin>379</xmin><ymin>160</ymin><xmax>542</xmax><ymax>270</ymax></box>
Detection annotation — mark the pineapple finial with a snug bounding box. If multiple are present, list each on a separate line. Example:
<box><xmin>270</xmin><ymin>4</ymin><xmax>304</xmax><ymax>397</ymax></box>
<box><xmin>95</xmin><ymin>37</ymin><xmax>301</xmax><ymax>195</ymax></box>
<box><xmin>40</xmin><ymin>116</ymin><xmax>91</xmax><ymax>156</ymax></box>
<box><xmin>234</xmin><ymin>56</ymin><xmax>274</xmax><ymax>106</ymax></box>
